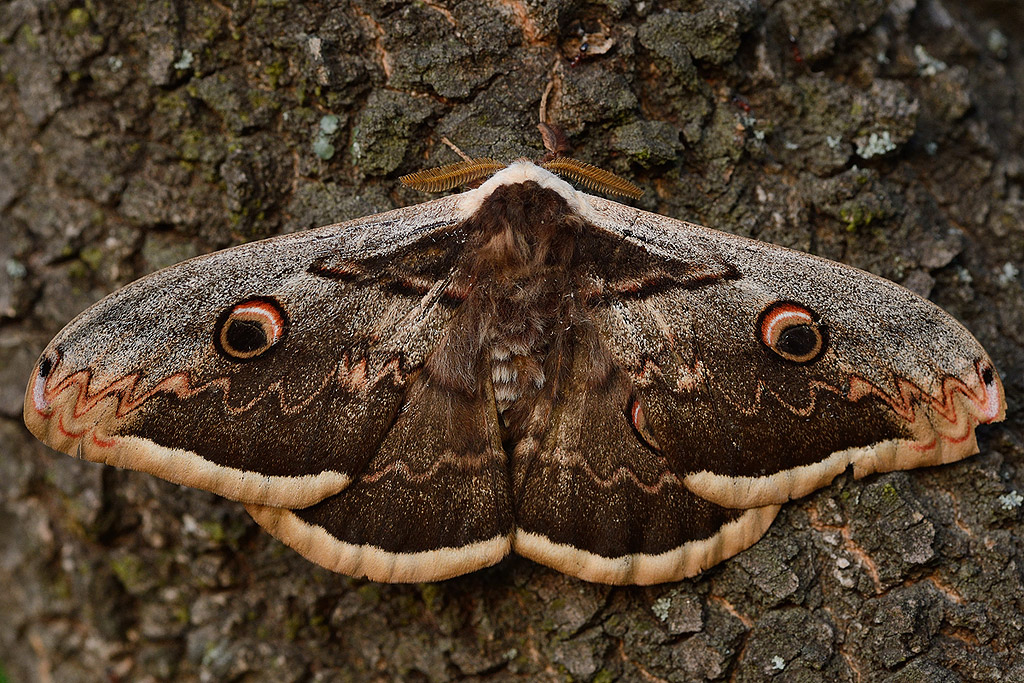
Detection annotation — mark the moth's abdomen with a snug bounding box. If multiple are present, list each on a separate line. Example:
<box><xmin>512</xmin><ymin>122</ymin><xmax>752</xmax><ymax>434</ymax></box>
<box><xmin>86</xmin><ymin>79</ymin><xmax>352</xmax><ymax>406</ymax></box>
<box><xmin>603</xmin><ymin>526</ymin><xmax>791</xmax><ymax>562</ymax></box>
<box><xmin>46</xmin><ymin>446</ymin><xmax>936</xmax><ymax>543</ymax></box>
<box><xmin>480</xmin><ymin>283</ymin><xmax>571</xmax><ymax>438</ymax></box>
<box><xmin>490</xmin><ymin>344</ymin><xmax>545</xmax><ymax>414</ymax></box>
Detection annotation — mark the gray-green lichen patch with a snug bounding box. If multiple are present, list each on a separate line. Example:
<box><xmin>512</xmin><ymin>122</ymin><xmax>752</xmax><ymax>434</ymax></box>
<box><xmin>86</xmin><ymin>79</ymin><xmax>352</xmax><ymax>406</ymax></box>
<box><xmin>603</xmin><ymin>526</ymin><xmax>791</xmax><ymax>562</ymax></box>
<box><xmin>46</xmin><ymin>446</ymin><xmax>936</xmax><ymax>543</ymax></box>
<box><xmin>733</xmin><ymin>608</ymin><xmax>844</xmax><ymax>682</ymax></box>
<box><xmin>639</xmin><ymin>2</ymin><xmax>758</xmax><ymax>68</ymax></box>
<box><xmin>378</xmin><ymin>1</ymin><xmax>519</xmax><ymax>99</ymax></box>
<box><xmin>554</xmin><ymin>64</ymin><xmax>638</xmax><ymax>136</ymax></box>
<box><xmin>997</xmin><ymin>490</ymin><xmax>1023</xmax><ymax>511</ymax></box>
<box><xmin>172</xmin><ymin>49</ymin><xmax>194</xmax><ymax>71</ymax></box>
<box><xmin>611</xmin><ymin>120</ymin><xmax>681</xmax><ymax>167</ymax></box>
<box><xmin>351</xmin><ymin>90</ymin><xmax>438</xmax><ymax>177</ymax></box>
<box><xmin>191</xmin><ymin>69</ymin><xmax>281</xmax><ymax>134</ymax></box>
<box><xmin>312</xmin><ymin>113</ymin><xmax>343</xmax><ymax>160</ymax></box>
<box><xmin>855</xmin><ymin>130</ymin><xmax>897</xmax><ymax>158</ymax></box>
<box><xmin>311</xmin><ymin>135</ymin><xmax>334</xmax><ymax>161</ymax></box>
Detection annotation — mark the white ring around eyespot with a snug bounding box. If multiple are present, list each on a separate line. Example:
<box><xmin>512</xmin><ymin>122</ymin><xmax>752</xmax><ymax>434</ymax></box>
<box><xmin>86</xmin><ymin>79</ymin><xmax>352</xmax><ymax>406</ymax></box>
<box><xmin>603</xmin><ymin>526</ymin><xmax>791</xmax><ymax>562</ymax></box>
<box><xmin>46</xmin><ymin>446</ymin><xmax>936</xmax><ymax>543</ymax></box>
<box><xmin>231</xmin><ymin>303</ymin><xmax>285</xmax><ymax>340</ymax></box>
<box><xmin>762</xmin><ymin>307</ymin><xmax>814</xmax><ymax>345</ymax></box>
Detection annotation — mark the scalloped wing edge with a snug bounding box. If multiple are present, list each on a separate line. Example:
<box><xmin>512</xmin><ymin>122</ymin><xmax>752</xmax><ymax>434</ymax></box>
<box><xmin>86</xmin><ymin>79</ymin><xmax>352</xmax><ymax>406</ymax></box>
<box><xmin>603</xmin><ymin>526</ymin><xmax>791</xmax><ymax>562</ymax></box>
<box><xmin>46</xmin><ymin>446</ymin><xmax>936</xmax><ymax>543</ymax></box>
<box><xmin>685</xmin><ymin>362</ymin><xmax>1006</xmax><ymax>509</ymax></box>
<box><xmin>24</xmin><ymin>364</ymin><xmax>350</xmax><ymax>508</ymax></box>
<box><xmin>245</xmin><ymin>503</ymin><xmax>781</xmax><ymax>584</ymax></box>
<box><xmin>513</xmin><ymin>505</ymin><xmax>781</xmax><ymax>585</ymax></box>
<box><xmin>246</xmin><ymin>504</ymin><xmax>512</xmax><ymax>582</ymax></box>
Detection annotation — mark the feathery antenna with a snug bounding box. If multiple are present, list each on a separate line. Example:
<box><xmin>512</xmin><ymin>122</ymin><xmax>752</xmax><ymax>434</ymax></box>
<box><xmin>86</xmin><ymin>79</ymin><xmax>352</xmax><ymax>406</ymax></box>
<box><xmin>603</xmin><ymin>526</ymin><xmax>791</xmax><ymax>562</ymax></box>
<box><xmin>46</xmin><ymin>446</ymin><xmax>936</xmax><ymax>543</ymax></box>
<box><xmin>400</xmin><ymin>159</ymin><xmax>507</xmax><ymax>193</ymax></box>
<box><xmin>541</xmin><ymin>157</ymin><xmax>644</xmax><ymax>199</ymax></box>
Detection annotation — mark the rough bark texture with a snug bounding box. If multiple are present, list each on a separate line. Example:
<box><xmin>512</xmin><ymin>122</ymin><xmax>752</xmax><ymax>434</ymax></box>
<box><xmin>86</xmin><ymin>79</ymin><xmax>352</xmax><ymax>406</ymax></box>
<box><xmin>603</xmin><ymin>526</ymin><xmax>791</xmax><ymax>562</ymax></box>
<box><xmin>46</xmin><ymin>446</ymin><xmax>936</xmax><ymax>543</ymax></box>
<box><xmin>2</xmin><ymin>0</ymin><xmax>1023</xmax><ymax>681</ymax></box>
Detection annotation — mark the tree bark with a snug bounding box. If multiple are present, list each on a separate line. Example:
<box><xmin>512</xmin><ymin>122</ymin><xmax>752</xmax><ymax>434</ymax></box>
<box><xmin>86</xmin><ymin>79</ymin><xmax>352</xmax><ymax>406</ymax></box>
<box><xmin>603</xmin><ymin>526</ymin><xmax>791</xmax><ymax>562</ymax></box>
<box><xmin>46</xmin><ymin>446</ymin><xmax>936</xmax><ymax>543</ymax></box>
<box><xmin>2</xmin><ymin>0</ymin><xmax>1022</xmax><ymax>680</ymax></box>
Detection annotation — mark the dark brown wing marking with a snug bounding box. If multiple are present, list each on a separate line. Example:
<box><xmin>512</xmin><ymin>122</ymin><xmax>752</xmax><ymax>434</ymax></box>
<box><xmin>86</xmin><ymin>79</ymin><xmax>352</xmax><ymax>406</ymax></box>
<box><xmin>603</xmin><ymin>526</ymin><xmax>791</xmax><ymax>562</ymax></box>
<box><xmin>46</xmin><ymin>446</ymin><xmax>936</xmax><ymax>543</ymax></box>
<box><xmin>576</xmin><ymin>228</ymin><xmax>740</xmax><ymax>304</ymax></box>
<box><xmin>310</xmin><ymin>229</ymin><xmax>475</xmax><ymax>306</ymax></box>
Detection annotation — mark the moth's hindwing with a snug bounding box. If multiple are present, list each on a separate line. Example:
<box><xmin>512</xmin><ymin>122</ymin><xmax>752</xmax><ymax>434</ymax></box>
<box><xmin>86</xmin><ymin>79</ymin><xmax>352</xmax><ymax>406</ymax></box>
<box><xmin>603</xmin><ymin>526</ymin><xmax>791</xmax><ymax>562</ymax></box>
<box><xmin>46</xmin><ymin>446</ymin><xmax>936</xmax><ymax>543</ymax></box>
<box><xmin>509</xmin><ymin>319</ymin><xmax>780</xmax><ymax>585</ymax></box>
<box><xmin>247</xmin><ymin>373</ymin><xmax>512</xmax><ymax>582</ymax></box>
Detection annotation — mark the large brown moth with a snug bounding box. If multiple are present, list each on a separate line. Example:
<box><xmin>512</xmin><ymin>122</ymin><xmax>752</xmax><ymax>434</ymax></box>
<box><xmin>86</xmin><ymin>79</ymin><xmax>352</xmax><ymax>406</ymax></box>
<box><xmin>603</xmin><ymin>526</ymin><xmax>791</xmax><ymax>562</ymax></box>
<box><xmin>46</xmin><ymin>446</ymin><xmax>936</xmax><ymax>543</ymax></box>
<box><xmin>24</xmin><ymin>158</ymin><xmax>1005</xmax><ymax>585</ymax></box>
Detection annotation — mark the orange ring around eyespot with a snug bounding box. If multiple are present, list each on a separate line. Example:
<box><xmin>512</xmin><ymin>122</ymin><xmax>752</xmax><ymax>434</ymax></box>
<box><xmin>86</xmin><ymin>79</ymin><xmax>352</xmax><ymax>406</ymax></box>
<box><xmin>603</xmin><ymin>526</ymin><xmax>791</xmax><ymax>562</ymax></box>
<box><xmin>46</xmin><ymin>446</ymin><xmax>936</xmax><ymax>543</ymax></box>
<box><xmin>757</xmin><ymin>301</ymin><xmax>826</xmax><ymax>364</ymax></box>
<box><xmin>214</xmin><ymin>297</ymin><xmax>289</xmax><ymax>361</ymax></box>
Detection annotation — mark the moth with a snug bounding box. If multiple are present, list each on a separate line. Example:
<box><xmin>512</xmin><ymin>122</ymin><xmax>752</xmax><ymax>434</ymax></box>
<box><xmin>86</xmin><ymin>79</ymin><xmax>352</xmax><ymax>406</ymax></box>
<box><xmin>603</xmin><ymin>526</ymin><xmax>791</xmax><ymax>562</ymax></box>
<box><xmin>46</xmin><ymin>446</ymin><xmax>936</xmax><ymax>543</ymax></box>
<box><xmin>24</xmin><ymin>157</ymin><xmax>1005</xmax><ymax>585</ymax></box>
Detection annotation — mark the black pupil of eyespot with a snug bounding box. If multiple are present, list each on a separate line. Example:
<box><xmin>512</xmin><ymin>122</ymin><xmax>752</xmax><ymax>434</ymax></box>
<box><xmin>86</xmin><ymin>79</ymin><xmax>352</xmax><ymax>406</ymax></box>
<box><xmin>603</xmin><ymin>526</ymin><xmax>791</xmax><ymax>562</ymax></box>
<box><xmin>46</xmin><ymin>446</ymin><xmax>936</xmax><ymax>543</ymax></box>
<box><xmin>777</xmin><ymin>324</ymin><xmax>818</xmax><ymax>356</ymax></box>
<box><xmin>39</xmin><ymin>356</ymin><xmax>53</xmax><ymax>377</ymax></box>
<box><xmin>226</xmin><ymin>319</ymin><xmax>268</xmax><ymax>353</ymax></box>
<box><xmin>982</xmin><ymin>366</ymin><xmax>994</xmax><ymax>385</ymax></box>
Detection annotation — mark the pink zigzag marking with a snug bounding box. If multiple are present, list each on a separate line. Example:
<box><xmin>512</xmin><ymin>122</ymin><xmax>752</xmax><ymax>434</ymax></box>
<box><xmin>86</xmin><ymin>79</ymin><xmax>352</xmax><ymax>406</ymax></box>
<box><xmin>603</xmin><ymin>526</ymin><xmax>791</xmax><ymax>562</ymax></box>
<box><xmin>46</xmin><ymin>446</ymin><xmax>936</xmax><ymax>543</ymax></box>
<box><xmin>845</xmin><ymin>362</ymin><xmax>995</xmax><ymax>430</ymax></box>
<box><xmin>707</xmin><ymin>364</ymin><xmax>989</xmax><ymax>438</ymax></box>
<box><xmin>44</xmin><ymin>366</ymin><xmax>231</xmax><ymax>421</ymax></box>
<box><xmin>40</xmin><ymin>350</ymin><xmax>409</xmax><ymax>428</ymax></box>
